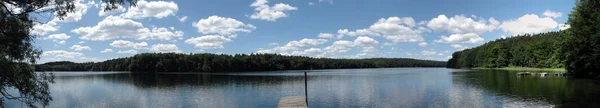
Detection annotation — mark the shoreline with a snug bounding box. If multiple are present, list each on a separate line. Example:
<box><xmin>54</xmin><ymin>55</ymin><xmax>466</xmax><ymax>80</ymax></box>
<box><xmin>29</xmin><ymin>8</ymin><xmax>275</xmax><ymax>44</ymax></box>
<box><xmin>472</xmin><ymin>67</ymin><xmax>566</xmax><ymax>72</ymax></box>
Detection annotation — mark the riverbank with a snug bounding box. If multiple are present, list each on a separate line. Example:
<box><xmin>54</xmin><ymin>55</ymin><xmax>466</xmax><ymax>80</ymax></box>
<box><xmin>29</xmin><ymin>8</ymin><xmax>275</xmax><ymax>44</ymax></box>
<box><xmin>472</xmin><ymin>67</ymin><xmax>566</xmax><ymax>72</ymax></box>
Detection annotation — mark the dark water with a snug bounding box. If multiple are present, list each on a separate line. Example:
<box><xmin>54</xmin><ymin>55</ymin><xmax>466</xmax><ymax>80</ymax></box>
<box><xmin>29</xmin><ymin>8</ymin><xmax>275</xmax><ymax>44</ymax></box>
<box><xmin>5</xmin><ymin>68</ymin><xmax>600</xmax><ymax>107</ymax></box>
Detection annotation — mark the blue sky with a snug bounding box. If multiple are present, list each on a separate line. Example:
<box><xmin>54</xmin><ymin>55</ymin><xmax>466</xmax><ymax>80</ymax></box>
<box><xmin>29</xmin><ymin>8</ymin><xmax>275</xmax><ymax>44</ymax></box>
<box><xmin>32</xmin><ymin>0</ymin><xmax>574</xmax><ymax>63</ymax></box>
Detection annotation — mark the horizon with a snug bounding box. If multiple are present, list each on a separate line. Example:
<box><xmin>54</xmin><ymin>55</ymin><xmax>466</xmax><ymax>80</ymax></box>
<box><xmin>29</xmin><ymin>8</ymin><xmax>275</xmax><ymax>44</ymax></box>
<box><xmin>33</xmin><ymin>0</ymin><xmax>573</xmax><ymax>63</ymax></box>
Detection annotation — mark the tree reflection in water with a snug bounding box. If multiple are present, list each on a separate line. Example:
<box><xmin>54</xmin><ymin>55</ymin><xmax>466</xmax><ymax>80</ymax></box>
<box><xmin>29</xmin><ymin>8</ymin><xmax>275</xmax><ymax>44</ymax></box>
<box><xmin>1</xmin><ymin>62</ymin><xmax>54</xmax><ymax>108</ymax></box>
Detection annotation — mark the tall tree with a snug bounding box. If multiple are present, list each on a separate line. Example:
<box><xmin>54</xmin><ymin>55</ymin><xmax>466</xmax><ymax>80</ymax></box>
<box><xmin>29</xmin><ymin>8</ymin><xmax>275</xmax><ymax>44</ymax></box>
<box><xmin>0</xmin><ymin>0</ymin><xmax>136</xmax><ymax>107</ymax></box>
<box><xmin>563</xmin><ymin>0</ymin><xmax>600</xmax><ymax>78</ymax></box>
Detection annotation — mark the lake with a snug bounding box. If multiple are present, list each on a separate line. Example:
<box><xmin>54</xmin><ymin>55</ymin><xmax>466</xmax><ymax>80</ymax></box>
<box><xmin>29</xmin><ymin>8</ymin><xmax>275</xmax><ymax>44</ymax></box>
<box><xmin>5</xmin><ymin>68</ymin><xmax>600</xmax><ymax>107</ymax></box>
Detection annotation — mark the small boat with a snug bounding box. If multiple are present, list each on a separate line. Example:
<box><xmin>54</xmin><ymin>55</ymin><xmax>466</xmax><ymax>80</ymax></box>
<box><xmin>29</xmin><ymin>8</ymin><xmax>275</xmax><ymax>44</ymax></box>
<box><xmin>517</xmin><ymin>72</ymin><xmax>531</xmax><ymax>75</ymax></box>
<box><xmin>538</xmin><ymin>72</ymin><xmax>548</xmax><ymax>76</ymax></box>
<box><xmin>554</xmin><ymin>72</ymin><xmax>567</xmax><ymax>76</ymax></box>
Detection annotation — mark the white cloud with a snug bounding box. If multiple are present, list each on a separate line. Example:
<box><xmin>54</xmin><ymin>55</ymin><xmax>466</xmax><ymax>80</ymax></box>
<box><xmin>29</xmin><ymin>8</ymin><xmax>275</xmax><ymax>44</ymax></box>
<box><xmin>308</xmin><ymin>2</ymin><xmax>314</xmax><ymax>5</ymax></box>
<box><xmin>337</xmin><ymin>29</ymin><xmax>380</xmax><ymax>38</ymax></box>
<box><xmin>100</xmin><ymin>49</ymin><xmax>113</xmax><ymax>53</ymax></box>
<box><xmin>249</xmin><ymin>0</ymin><xmax>298</xmax><ymax>21</ymax></box>
<box><xmin>121</xmin><ymin>0</ymin><xmax>178</xmax><ymax>19</ymax></box>
<box><xmin>40</xmin><ymin>50</ymin><xmax>99</xmax><ymax>63</ymax></box>
<box><xmin>450</xmin><ymin>44</ymin><xmax>468</xmax><ymax>50</ymax></box>
<box><xmin>72</xmin><ymin>16</ymin><xmax>183</xmax><ymax>41</ymax></box>
<box><xmin>268</xmin><ymin>42</ymin><xmax>279</xmax><ymax>46</ymax></box>
<box><xmin>303</xmin><ymin>48</ymin><xmax>323</xmax><ymax>54</ymax></box>
<box><xmin>53</xmin><ymin>0</ymin><xmax>91</xmax><ymax>22</ymax></box>
<box><xmin>499</xmin><ymin>14</ymin><xmax>558</xmax><ymax>35</ymax></box>
<box><xmin>117</xmin><ymin>49</ymin><xmax>138</xmax><ymax>54</ymax></box>
<box><xmin>369</xmin><ymin>17</ymin><xmax>425</xmax><ymax>43</ymax></box>
<box><xmin>319</xmin><ymin>0</ymin><xmax>334</xmax><ymax>4</ymax></box>
<box><xmin>500</xmin><ymin>35</ymin><xmax>508</xmax><ymax>39</ymax></box>
<box><xmin>324</xmin><ymin>40</ymin><xmax>354</xmax><ymax>53</ymax></box>
<box><xmin>150</xmin><ymin>44</ymin><xmax>181</xmax><ymax>53</ymax></box>
<box><xmin>559</xmin><ymin>24</ymin><xmax>570</xmax><ymax>30</ymax></box>
<box><xmin>185</xmin><ymin>35</ymin><xmax>232</xmax><ymax>49</ymax></box>
<box><xmin>318</xmin><ymin>33</ymin><xmax>335</xmax><ymax>38</ymax></box>
<box><xmin>353</xmin><ymin>36</ymin><xmax>379</xmax><ymax>52</ymax></box>
<box><xmin>435</xmin><ymin>33</ymin><xmax>484</xmax><ymax>43</ymax></box>
<box><xmin>179</xmin><ymin>16</ymin><xmax>188</xmax><ymax>22</ymax></box>
<box><xmin>427</xmin><ymin>14</ymin><xmax>499</xmax><ymax>34</ymax></box>
<box><xmin>193</xmin><ymin>16</ymin><xmax>256</xmax><ymax>35</ymax></box>
<box><xmin>70</xmin><ymin>45</ymin><xmax>92</xmax><ymax>51</ymax></box>
<box><xmin>99</xmin><ymin>3</ymin><xmax>126</xmax><ymax>16</ymax></box>
<box><xmin>418</xmin><ymin>42</ymin><xmax>427</xmax><ymax>47</ymax></box>
<box><xmin>258</xmin><ymin>38</ymin><xmax>328</xmax><ymax>54</ymax></box>
<box><xmin>543</xmin><ymin>10</ymin><xmax>562</xmax><ymax>18</ymax></box>
<box><xmin>109</xmin><ymin>40</ymin><xmax>148</xmax><ymax>49</ymax></box>
<box><xmin>45</xmin><ymin>33</ymin><xmax>71</xmax><ymax>44</ymax></box>
<box><xmin>421</xmin><ymin>50</ymin><xmax>436</xmax><ymax>56</ymax></box>
<box><xmin>32</xmin><ymin>21</ymin><xmax>59</xmax><ymax>36</ymax></box>
<box><xmin>79</xmin><ymin>41</ymin><xmax>85</xmax><ymax>44</ymax></box>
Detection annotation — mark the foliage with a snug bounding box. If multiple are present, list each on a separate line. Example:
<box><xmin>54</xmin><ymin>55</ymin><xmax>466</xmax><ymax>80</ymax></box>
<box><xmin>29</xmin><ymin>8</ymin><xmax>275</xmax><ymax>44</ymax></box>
<box><xmin>563</xmin><ymin>0</ymin><xmax>600</xmax><ymax>78</ymax></box>
<box><xmin>447</xmin><ymin>31</ymin><xmax>569</xmax><ymax>69</ymax></box>
<box><xmin>36</xmin><ymin>53</ymin><xmax>447</xmax><ymax>72</ymax></box>
<box><xmin>0</xmin><ymin>0</ymin><xmax>136</xmax><ymax>107</ymax></box>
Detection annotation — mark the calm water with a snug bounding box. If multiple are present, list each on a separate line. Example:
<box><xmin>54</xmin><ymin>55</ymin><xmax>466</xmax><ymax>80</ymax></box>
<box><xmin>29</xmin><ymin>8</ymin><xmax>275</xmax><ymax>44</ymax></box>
<box><xmin>5</xmin><ymin>68</ymin><xmax>600</xmax><ymax>107</ymax></box>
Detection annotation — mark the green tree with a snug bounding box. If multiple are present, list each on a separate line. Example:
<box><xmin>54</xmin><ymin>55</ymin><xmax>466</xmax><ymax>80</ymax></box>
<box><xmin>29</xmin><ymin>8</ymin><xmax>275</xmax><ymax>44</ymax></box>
<box><xmin>563</xmin><ymin>0</ymin><xmax>600</xmax><ymax>78</ymax></box>
<box><xmin>1</xmin><ymin>0</ymin><xmax>136</xmax><ymax>107</ymax></box>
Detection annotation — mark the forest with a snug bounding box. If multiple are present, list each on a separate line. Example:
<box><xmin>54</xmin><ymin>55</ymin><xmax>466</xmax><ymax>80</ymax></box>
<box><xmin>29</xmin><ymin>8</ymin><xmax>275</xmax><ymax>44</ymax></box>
<box><xmin>35</xmin><ymin>53</ymin><xmax>446</xmax><ymax>72</ymax></box>
<box><xmin>447</xmin><ymin>31</ymin><xmax>568</xmax><ymax>68</ymax></box>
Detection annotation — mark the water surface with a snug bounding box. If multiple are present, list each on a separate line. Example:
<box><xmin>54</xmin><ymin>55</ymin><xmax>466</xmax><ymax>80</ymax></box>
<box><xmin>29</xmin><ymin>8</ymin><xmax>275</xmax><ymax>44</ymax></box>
<box><xmin>5</xmin><ymin>68</ymin><xmax>600</xmax><ymax>107</ymax></box>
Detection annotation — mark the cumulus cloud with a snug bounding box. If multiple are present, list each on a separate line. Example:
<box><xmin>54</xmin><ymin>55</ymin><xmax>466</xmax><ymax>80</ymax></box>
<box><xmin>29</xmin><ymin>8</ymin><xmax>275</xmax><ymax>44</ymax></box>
<box><xmin>54</xmin><ymin>0</ymin><xmax>91</xmax><ymax>22</ymax></box>
<box><xmin>109</xmin><ymin>40</ymin><xmax>148</xmax><ymax>49</ymax></box>
<box><xmin>45</xmin><ymin>33</ymin><xmax>71</xmax><ymax>44</ymax></box>
<box><xmin>499</xmin><ymin>14</ymin><xmax>558</xmax><ymax>35</ymax></box>
<box><xmin>185</xmin><ymin>35</ymin><xmax>232</xmax><ymax>49</ymax></box>
<box><xmin>249</xmin><ymin>0</ymin><xmax>298</xmax><ymax>21</ymax></box>
<box><xmin>543</xmin><ymin>10</ymin><xmax>562</xmax><ymax>18</ymax></box>
<box><xmin>318</xmin><ymin>33</ymin><xmax>335</xmax><ymax>38</ymax></box>
<box><xmin>353</xmin><ymin>36</ymin><xmax>379</xmax><ymax>52</ymax></box>
<box><xmin>258</xmin><ymin>38</ymin><xmax>328</xmax><ymax>53</ymax></box>
<box><xmin>421</xmin><ymin>50</ymin><xmax>437</xmax><ymax>56</ymax></box>
<box><xmin>40</xmin><ymin>50</ymin><xmax>99</xmax><ymax>63</ymax></box>
<box><xmin>450</xmin><ymin>44</ymin><xmax>469</xmax><ymax>50</ymax></box>
<box><xmin>324</xmin><ymin>40</ymin><xmax>354</xmax><ymax>53</ymax></box>
<box><xmin>427</xmin><ymin>15</ymin><xmax>498</xmax><ymax>43</ymax></box>
<box><xmin>117</xmin><ymin>49</ymin><xmax>138</xmax><ymax>54</ymax></box>
<box><xmin>32</xmin><ymin>21</ymin><xmax>59</xmax><ymax>36</ymax></box>
<box><xmin>418</xmin><ymin>42</ymin><xmax>427</xmax><ymax>47</ymax></box>
<box><xmin>178</xmin><ymin>16</ymin><xmax>188</xmax><ymax>22</ymax></box>
<box><xmin>369</xmin><ymin>17</ymin><xmax>425</xmax><ymax>43</ymax></box>
<box><xmin>121</xmin><ymin>0</ymin><xmax>178</xmax><ymax>19</ymax></box>
<box><xmin>99</xmin><ymin>3</ymin><xmax>126</xmax><ymax>16</ymax></box>
<box><xmin>268</xmin><ymin>42</ymin><xmax>279</xmax><ymax>46</ymax></box>
<box><xmin>559</xmin><ymin>24</ymin><xmax>570</xmax><ymax>30</ymax></box>
<box><xmin>70</xmin><ymin>45</ymin><xmax>92</xmax><ymax>51</ymax></box>
<box><xmin>337</xmin><ymin>29</ymin><xmax>380</xmax><ymax>38</ymax></box>
<box><xmin>72</xmin><ymin>16</ymin><xmax>183</xmax><ymax>41</ymax></box>
<box><xmin>100</xmin><ymin>49</ymin><xmax>113</xmax><ymax>53</ymax></box>
<box><xmin>435</xmin><ymin>33</ymin><xmax>484</xmax><ymax>43</ymax></box>
<box><xmin>427</xmin><ymin>15</ymin><xmax>499</xmax><ymax>34</ymax></box>
<box><xmin>150</xmin><ymin>44</ymin><xmax>181</xmax><ymax>53</ymax></box>
<box><xmin>193</xmin><ymin>16</ymin><xmax>256</xmax><ymax>35</ymax></box>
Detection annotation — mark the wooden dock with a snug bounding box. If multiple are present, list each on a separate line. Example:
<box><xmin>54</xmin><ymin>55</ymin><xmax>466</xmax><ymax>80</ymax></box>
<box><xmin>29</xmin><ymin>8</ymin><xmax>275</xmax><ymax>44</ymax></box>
<box><xmin>278</xmin><ymin>96</ymin><xmax>307</xmax><ymax>108</ymax></box>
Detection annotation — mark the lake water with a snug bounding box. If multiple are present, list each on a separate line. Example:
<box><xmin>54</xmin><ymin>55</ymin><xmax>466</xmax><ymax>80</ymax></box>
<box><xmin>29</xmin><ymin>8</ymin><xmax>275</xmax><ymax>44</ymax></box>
<box><xmin>5</xmin><ymin>68</ymin><xmax>600</xmax><ymax>107</ymax></box>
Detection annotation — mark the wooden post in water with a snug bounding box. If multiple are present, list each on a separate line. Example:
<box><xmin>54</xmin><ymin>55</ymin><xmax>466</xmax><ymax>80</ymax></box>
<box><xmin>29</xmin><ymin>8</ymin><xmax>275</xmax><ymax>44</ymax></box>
<box><xmin>304</xmin><ymin>72</ymin><xmax>308</xmax><ymax>106</ymax></box>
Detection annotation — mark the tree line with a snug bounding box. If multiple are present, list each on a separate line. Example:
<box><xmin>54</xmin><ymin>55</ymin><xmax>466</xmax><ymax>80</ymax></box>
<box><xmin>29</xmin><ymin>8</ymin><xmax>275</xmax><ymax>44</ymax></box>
<box><xmin>36</xmin><ymin>53</ymin><xmax>446</xmax><ymax>72</ymax></box>
<box><xmin>449</xmin><ymin>0</ymin><xmax>600</xmax><ymax>79</ymax></box>
<box><xmin>447</xmin><ymin>31</ymin><xmax>568</xmax><ymax>68</ymax></box>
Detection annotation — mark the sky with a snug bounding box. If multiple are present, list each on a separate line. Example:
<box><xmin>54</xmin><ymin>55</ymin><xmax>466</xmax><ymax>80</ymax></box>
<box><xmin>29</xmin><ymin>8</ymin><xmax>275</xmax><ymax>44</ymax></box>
<box><xmin>29</xmin><ymin>0</ymin><xmax>575</xmax><ymax>63</ymax></box>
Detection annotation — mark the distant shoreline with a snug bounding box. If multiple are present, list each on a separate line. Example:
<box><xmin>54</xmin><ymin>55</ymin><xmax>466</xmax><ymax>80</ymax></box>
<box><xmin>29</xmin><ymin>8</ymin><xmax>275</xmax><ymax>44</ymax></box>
<box><xmin>472</xmin><ymin>67</ymin><xmax>565</xmax><ymax>72</ymax></box>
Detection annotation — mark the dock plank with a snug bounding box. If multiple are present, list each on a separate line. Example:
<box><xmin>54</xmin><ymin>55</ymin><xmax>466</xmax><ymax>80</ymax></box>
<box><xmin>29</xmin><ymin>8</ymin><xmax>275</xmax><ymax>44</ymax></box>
<box><xmin>278</xmin><ymin>96</ymin><xmax>307</xmax><ymax>108</ymax></box>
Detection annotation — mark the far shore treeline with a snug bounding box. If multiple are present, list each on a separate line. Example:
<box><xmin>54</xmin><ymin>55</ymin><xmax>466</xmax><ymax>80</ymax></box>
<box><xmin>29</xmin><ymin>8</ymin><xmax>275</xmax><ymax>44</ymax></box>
<box><xmin>447</xmin><ymin>31</ymin><xmax>567</xmax><ymax>69</ymax></box>
<box><xmin>35</xmin><ymin>53</ymin><xmax>446</xmax><ymax>72</ymax></box>
<box><xmin>448</xmin><ymin>0</ymin><xmax>600</xmax><ymax>79</ymax></box>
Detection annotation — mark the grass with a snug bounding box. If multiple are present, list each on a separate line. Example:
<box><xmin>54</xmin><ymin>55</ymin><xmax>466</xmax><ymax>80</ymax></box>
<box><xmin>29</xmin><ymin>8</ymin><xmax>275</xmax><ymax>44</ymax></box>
<box><xmin>472</xmin><ymin>67</ymin><xmax>566</xmax><ymax>72</ymax></box>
